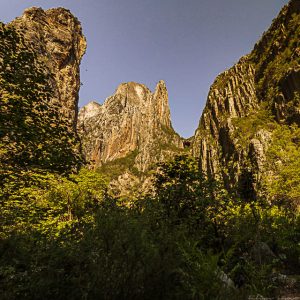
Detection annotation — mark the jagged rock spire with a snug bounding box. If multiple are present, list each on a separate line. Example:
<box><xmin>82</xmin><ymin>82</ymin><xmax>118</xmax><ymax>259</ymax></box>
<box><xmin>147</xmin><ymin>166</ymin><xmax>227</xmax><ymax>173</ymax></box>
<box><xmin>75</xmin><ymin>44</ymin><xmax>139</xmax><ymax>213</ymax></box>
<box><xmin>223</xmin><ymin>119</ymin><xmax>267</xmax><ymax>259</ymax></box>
<box><xmin>78</xmin><ymin>81</ymin><xmax>183</xmax><ymax>172</ymax></box>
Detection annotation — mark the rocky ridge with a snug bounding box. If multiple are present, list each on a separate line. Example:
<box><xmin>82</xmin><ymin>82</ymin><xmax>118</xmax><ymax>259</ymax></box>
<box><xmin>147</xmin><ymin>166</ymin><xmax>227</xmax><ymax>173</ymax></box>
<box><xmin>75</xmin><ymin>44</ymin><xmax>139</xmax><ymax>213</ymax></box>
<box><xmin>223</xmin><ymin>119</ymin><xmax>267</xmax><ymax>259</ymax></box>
<box><xmin>192</xmin><ymin>0</ymin><xmax>300</xmax><ymax>198</ymax></box>
<box><xmin>192</xmin><ymin>57</ymin><xmax>259</xmax><ymax>178</ymax></box>
<box><xmin>78</xmin><ymin>0</ymin><xmax>300</xmax><ymax>197</ymax></box>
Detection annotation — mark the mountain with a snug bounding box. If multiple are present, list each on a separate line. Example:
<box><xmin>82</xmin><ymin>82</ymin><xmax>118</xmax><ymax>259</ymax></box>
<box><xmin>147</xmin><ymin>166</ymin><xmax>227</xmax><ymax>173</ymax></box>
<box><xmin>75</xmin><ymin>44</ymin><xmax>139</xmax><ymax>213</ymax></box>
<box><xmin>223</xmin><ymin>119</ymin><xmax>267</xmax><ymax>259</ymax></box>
<box><xmin>1</xmin><ymin>2</ymin><xmax>299</xmax><ymax>200</ymax></box>
<box><xmin>192</xmin><ymin>0</ymin><xmax>300</xmax><ymax>201</ymax></box>
<box><xmin>78</xmin><ymin>80</ymin><xmax>185</xmax><ymax>194</ymax></box>
<box><xmin>77</xmin><ymin>0</ymin><xmax>300</xmax><ymax>200</ymax></box>
<box><xmin>77</xmin><ymin>0</ymin><xmax>300</xmax><ymax>199</ymax></box>
<box><xmin>1</xmin><ymin>3</ymin><xmax>299</xmax><ymax>298</ymax></box>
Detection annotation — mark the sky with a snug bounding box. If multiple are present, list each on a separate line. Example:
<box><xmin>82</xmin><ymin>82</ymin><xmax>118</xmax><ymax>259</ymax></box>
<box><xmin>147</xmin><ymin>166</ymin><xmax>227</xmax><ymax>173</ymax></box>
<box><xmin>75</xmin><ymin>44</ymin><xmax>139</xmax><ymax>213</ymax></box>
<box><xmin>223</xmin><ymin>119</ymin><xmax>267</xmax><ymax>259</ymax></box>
<box><xmin>0</xmin><ymin>0</ymin><xmax>288</xmax><ymax>137</ymax></box>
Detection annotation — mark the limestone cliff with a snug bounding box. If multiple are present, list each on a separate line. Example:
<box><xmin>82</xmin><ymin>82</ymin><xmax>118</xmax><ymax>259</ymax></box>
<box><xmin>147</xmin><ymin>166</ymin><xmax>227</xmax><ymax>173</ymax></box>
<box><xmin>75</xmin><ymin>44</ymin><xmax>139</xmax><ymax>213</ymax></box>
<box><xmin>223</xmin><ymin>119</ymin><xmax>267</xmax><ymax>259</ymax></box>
<box><xmin>192</xmin><ymin>0</ymin><xmax>300</xmax><ymax>199</ymax></box>
<box><xmin>78</xmin><ymin>80</ymin><xmax>185</xmax><ymax>193</ymax></box>
<box><xmin>192</xmin><ymin>57</ymin><xmax>258</xmax><ymax>178</ymax></box>
<box><xmin>0</xmin><ymin>7</ymin><xmax>86</xmax><ymax>177</ymax></box>
<box><xmin>10</xmin><ymin>7</ymin><xmax>86</xmax><ymax>129</ymax></box>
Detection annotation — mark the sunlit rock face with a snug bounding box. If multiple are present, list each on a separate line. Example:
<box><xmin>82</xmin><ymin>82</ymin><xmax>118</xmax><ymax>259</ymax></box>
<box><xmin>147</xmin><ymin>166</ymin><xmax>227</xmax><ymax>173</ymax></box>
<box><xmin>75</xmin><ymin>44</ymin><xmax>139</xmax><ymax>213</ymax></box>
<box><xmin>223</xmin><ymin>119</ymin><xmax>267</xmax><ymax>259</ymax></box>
<box><xmin>78</xmin><ymin>80</ymin><xmax>184</xmax><ymax>174</ymax></box>
<box><xmin>10</xmin><ymin>7</ymin><xmax>87</xmax><ymax>129</ymax></box>
<box><xmin>192</xmin><ymin>0</ymin><xmax>300</xmax><ymax>198</ymax></box>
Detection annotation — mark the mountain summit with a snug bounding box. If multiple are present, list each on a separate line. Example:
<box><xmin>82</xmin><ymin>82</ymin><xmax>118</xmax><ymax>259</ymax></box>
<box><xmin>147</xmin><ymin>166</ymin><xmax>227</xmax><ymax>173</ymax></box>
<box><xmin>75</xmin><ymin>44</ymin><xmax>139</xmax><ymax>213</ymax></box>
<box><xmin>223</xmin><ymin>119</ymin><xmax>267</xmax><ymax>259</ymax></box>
<box><xmin>78</xmin><ymin>80</ymin><xmax>184</xmax><ymax>172</ymax></box>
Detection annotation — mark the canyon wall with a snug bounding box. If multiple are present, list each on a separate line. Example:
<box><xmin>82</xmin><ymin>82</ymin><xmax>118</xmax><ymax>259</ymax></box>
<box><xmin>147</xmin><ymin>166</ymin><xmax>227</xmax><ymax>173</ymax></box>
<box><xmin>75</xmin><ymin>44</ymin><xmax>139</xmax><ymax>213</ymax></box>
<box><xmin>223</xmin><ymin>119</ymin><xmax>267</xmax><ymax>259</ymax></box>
<box><xmin>192</xmin><ymin>0</ymin><xmax>300</xmax><ymax>199</ymax></box>
<box><xmin>10</xmin><ymin>7</ymin><xmax>86</xmax><ymax>129</ymax></box>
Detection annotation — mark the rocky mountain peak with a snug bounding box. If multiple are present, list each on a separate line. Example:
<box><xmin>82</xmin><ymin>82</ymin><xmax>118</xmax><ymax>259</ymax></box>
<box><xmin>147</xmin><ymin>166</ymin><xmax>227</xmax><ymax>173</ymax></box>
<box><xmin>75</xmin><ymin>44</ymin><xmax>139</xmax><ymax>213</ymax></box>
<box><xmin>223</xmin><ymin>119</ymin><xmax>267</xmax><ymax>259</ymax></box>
<box><xmin>154</xmin><ymin>79</ymin><xmax>167</xmax><ymax>97</ymax></box>
<box><xmin>78</xmin><ymin>80</ymin><xmax>184</xmax><ymax>193</ymax></box>
<box><xmin>153</xmin><ymin>80</ymin><xmax>172</xmax><ymax>128</ymax></box>
<box><xmin>0</xmin><ymin>7</ymin><xmax>87</xmax><ymax>174</ymax></box>
<box><xmin>114</xmin><ymin>82</ymin><xmax>150</xmax><ymax>102</ymax></box>
<box><xmin>22</xmin><ymin>7</ymin><xmax>45</xmax><ymax>18</ymax></box>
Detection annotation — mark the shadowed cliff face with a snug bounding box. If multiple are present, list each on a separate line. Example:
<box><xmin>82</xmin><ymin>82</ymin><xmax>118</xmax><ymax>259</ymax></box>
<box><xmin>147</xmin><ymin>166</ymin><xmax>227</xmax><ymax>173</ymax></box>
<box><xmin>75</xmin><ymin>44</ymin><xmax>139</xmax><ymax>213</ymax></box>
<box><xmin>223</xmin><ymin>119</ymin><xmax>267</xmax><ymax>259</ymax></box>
<box><xmin>192</xmin><ymin>0</ymin><xmax>300</xmax><ymax>199</ymax></box>
<box><xmin>10</xmin><ymin>7</ymin><xmax>86</xmax><ymax>129</ymax></box>
<box><xmin>78</xmin><ymin>80</ymin><xmax>184</xmax><ymax>174</ymax></box>
<box><xmin>192</xmin><ymin>57</ymin><xmax>258</xmax><ymax>178</ymax></box>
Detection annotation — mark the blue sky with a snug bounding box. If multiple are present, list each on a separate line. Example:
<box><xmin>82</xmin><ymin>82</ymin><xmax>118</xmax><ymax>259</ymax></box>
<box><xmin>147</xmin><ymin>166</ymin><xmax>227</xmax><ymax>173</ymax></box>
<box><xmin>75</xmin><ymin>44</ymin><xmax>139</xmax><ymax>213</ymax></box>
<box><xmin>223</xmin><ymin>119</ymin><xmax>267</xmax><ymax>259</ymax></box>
<box><xmin>0</xmin><ymin>0</ymin><xmax>288</xmax><ymax>137</ymax></box>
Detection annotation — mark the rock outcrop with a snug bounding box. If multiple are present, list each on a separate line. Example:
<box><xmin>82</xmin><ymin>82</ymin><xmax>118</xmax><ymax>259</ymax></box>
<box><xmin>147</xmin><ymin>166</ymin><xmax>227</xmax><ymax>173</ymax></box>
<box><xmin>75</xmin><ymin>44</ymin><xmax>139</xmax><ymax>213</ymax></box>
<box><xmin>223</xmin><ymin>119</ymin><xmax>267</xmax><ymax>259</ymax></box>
<box><xmin>10</xmin><ymin>7</ymin><xmax>86</xmax><ymax>129</ymax></box>
<box><xmin>192</xmin><ymin>0</ymin><xmax>300</xmax><ymax>199</ymax></box>
<box><xmin>0</xmin><ymin>7</ymin><xmax>86</xmax><ymax>177</ymax></box>
<box><xmin>78</xmin><ymin>80</ymin><xmax>185</xmax><ymax>193</ymax></box>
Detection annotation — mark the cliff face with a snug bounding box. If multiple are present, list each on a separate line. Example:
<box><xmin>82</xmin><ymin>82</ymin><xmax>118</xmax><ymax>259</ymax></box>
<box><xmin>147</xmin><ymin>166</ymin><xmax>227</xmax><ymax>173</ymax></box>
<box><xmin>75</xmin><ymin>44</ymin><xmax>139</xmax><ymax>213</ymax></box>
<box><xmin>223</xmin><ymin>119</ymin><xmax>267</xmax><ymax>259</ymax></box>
<box><xmin>78</xmin><ymin>80</ymin><xmax>184</xmax><ymax>173</ymax></box>
<box><xmin>192</xmin><ymin>0</ymin><xmax>300</xmax><ymax>199</ymax></box>
<box><xmin>192</xmin><ymin>57</ymin><xmax>258</xmax><ymax>178</ymax></box>
<box><xmin>251</xmin><ymin>0</ymin><xmax>300</xmax><ymax>125</ymax></box>
<box><xmin>0</xmin><ymin>7</ymin><xmax>86</xmax><ymax>178</ymax></box>
<box><xmin>10</xmin><ymin>7</ymin><xmax>86</xmax><ymax>129</ymax></box>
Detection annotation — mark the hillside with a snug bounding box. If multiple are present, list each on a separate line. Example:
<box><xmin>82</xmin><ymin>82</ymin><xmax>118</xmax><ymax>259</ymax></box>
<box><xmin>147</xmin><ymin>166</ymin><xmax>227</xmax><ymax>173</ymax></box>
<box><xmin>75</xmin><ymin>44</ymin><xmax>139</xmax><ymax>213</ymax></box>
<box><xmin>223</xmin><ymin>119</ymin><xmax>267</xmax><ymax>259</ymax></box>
<box><xmin>192</xmin><ymin>0</ymin><xmax>300</xmax><ymax>204</ymax></box>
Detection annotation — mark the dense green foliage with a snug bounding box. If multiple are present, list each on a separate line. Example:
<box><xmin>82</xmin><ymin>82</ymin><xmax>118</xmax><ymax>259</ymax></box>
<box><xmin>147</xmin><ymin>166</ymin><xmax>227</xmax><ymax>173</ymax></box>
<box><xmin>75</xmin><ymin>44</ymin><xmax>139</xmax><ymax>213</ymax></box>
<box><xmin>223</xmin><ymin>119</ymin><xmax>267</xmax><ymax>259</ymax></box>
<box><xmin>1</xmin><ymin>155</ymin><xmax>299</xmax><ymax>299</ymax></box>
<box><xmin>265</xmin><ymin>124</ymin><xmax>300</xmax><ymax>205</ymax></box>
<box><xmin>232</xmin><ymin>103</ymin><xmax>300</xmax><ymax>207</ymax></box>
<box><xmin>231</xmin><ymin>104</ymin><xmax>275</xmax><ymax>147</ymax></box>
